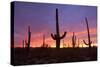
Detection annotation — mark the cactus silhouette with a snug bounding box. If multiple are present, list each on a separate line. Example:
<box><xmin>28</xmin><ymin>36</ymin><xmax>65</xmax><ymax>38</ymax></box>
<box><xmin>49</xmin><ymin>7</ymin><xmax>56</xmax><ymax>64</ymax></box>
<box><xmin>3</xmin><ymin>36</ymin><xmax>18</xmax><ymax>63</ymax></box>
<box><xmin>83</xmin><ymin>17</ymin><xmax>92</xmax><ymax>48</ymax></box>
<box><xmin>25</xmin><ymin>40</ymin><xmax>27</xmax><ymax>48</ymax></box>
<box><xmin>51</xmin><ymin>8</ymin><xmax>67</xmax><ymax>49</ymax></box>
<box><xmin>72</xmin><ymin>32</ymin><xmax>76</xmax><ymax>48</ymax></box>
<box><xmin>25</xmin><ymin>26</ymin><xmax>31</xmax><ymax>52</ymax></box>
<box><xmin>77</xmin><ymin>38</ymin><xmax>80</xmax><ymax>48</ymax></box>
<box><xmin>41</xmin><ymin>34</ymin><xmax>49</xmax><ymax>48</ymax></box>
<box><xmin>43</xmin><ymin>35</ymin><xmax>45</xmax><ymax>47</ymax></box>
<box><xmin>41</xmin><ymin>35</ymin><xmax>46</xmax><ymax>47</ymax></box>
<box><xmin>22</xmin><ymin>40</ymin><xmax>24</xmax><ymax>48</ymax></box>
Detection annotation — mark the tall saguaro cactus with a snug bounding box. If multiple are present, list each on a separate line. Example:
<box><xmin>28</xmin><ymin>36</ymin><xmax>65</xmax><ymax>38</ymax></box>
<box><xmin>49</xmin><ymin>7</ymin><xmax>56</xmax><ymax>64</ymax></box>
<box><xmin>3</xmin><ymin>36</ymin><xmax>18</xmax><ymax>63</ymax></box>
<box><xmin>43</xmin><ymin>35</ymin><xmax>45</xmax><ymax>47</ymax></box>
<box><xmin>26</xmin><ymin>26</ymin><xmax>31</xmax><ymax>52</ymax></box>
<box><xmin>72</xmin><ymin>32</ymin><xmax>76</xmax><ymax>48</ymax></box>
<box><xmin>51</xmin><ymin>8</ymin><xmax>67</xmax><ymax>49</ymax></box>
<box><xmin>83</xmin><ymin>17</ymin><xmax>92</xmax><ymax>48</ymax></box>
<box><xmin>42</xmin><ymin>34</ymin><xmax>46</xmax><ymax>47</ymax></box>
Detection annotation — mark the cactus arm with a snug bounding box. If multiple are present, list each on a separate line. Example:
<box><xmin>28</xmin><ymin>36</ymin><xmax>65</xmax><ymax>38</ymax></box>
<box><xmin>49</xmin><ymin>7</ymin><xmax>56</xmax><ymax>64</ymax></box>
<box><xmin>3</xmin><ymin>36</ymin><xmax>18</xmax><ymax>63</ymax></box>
<box><xmin>83</xmin><ymin>40</ymin><xmax>88</xmax><ymax>45</ymax></box>
<box><xmin>51</xmin><ymin>33</ymin><xmax>56</xmax><ymax>40</ymax></box>
<box><xmin>60</xmin><ymin>32</ymin><xmax>67</xmax><ymax>39</ymax></box>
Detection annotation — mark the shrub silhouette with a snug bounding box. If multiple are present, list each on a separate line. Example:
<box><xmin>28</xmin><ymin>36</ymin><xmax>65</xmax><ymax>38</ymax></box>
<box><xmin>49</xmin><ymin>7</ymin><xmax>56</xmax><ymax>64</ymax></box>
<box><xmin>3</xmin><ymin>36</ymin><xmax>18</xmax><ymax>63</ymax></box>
<box><xmin>83</xmin><ymin>17</ymin><xmax>92</xmax><ymax>48</ymax></box>
<box><xmin>51</xmin><ymin>8</ymin><xmax>67</xmax><ymax>49</ymax></box>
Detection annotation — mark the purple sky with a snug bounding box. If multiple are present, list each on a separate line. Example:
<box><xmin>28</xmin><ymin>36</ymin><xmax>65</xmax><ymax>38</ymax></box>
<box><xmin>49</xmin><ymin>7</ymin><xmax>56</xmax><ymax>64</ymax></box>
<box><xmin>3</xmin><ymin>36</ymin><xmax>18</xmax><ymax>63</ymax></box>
<box><xmin>14</xmin><ymin>1</ymin><xmax>97</xmax><ymax>47</ymax></box>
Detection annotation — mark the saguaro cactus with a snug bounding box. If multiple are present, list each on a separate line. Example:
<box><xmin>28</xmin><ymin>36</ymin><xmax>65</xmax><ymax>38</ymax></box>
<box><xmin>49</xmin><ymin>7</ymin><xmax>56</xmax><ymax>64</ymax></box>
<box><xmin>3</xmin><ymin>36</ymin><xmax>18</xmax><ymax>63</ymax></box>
<box><xmin>72</xmin><ymin>32</ymin><xmax>76</xmax><ymax>48</ymax></box>
<box><xmin>51</xmin><ymin>8</ymin><xmax>67</xmax><ymax>49</ymax></box>
<box><xmin>83</xmin><ymin>17</ymin><xmax>92</xmax><ymax>48</ymax></box>
<box><xmin>22</xmin><ymin>40</ymin><xmax>24</xmax><ymax>48</ymax></box>
<box><xmin>42</xmin><ymin>34</ymin><xmax>46</xmax><ymax>47</ymax></box>
<box><xmin>25</xmin><ymin>26</ymin><xmax>31</xmax><ymax>52</ymax></box>
<box><xmin>41</xmin><ymin>34</ymin><xmax>49</xmax><ymax>48</ymax></box>
<box><xmin>43</xmin><ymin>35</ymin><xmax>45</xmax><ymax>47</ymax></box>
<box><xmin>77</xmin><ymin>38</ymin><xmax>80</xmax><ymax>48</ymax></box>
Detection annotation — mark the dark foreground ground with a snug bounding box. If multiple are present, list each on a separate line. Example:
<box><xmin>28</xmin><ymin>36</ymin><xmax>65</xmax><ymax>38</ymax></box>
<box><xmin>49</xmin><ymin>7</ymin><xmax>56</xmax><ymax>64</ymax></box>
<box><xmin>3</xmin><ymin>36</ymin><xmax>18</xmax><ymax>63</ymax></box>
<box><xmin>11</xmin><ymin>47</ymin><xmax>97</xmax><ymax>66</ymax></box>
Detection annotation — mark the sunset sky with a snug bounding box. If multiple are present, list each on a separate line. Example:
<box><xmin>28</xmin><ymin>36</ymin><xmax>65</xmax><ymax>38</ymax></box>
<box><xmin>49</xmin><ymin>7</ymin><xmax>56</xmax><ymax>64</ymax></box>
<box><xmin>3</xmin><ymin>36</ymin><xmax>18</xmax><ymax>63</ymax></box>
<box><xmin>14</xmin><ymin>1</ymin><xmax>97</xmax><ymax>48</ymax></box>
